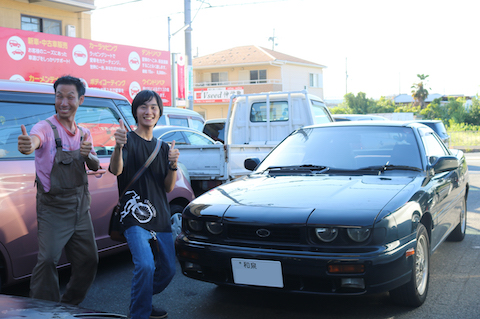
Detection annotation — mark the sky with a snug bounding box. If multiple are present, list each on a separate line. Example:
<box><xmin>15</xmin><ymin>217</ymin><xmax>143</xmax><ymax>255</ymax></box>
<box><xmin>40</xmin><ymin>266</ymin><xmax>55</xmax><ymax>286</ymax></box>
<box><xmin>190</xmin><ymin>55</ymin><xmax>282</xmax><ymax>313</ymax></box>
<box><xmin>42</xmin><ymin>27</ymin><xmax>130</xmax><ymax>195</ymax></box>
<box><xmin>91</xmin><ymin>0</ymin><xmax>480</xmax><ymax>100</ymax></box>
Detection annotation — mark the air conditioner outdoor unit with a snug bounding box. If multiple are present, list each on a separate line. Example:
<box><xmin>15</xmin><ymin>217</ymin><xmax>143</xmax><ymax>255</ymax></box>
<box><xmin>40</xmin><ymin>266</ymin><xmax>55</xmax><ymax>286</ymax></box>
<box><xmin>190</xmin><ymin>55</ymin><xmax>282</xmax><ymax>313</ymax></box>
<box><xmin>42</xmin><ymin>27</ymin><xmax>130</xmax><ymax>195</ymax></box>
<box><xmin>66</xmin><ymin>25</ymin><xmax>76</xmax><ymax>37</ymax></box>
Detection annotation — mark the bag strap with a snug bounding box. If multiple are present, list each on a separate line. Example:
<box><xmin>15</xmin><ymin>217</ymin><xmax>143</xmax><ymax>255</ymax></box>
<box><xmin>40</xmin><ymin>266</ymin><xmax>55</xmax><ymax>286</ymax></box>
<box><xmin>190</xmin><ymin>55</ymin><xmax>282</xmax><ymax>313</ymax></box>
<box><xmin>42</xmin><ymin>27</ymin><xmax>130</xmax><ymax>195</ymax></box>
<box><xmin>117</xmin><ymin>138</ymin><xmax>162</xmax><ymax>204</ymax></box>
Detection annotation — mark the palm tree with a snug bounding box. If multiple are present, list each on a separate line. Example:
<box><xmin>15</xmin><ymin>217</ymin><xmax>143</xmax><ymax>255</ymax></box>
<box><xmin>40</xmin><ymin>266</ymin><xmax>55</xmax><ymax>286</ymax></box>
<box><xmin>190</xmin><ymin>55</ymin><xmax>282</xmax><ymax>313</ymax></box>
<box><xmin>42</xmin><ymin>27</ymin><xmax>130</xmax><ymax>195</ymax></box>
<box><xmin>411</xmin><ymin>74</ymin><xmax>430</xmax><ymax>108</ymax></box>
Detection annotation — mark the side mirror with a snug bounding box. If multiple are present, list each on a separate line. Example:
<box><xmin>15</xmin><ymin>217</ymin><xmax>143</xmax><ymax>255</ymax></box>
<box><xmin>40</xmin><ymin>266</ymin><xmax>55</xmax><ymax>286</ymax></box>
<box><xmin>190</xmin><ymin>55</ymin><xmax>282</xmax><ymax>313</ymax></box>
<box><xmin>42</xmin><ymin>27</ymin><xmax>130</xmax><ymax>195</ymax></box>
<box><xmin>429</xmin><ymin>155</ymin><xmax>459</xmax><ymax>174</ymax></box>
<box><xmin>244</xmin><ymin>158</ymin><xmax>260</xmax><ymax>171</ymax></box>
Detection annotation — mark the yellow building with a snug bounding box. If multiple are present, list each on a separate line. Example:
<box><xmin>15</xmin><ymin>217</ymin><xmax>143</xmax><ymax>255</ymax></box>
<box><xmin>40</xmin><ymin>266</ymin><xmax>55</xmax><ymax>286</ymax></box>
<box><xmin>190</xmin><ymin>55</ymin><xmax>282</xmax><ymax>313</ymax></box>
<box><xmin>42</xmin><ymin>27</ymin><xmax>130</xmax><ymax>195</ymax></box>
<box><xmin>193</xmin><ymin>45</ymin><xmax>326</xmax><ymax>120</ymax></box>
<box><xmin>0</xmin><ymin>0</ymin><xmax>94</xmax><ymax>39</ymax></box>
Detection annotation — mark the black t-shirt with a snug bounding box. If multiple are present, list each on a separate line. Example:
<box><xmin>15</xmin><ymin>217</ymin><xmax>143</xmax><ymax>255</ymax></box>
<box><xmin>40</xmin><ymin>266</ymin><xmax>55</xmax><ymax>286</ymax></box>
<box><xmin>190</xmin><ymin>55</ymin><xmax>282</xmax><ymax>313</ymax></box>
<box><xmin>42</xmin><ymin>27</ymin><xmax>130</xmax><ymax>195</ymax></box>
<box><xmin>117</xmin><ymin>131</ymin><xmax>171</xmax><ymax>233</ymax></box>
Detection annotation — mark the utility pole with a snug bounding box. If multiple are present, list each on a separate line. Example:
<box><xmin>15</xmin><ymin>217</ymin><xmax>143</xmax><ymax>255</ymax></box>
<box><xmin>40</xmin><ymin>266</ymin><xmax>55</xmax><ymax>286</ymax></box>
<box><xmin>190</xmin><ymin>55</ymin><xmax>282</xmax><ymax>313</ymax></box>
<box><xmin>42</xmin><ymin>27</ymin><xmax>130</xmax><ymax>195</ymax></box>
<box><xmin>268</xmin><ymin>29</ymin><xmax>277</xmax><ymax>51</ymax></box>
<box><xmin>184</xmin><ymin>0</ymin><xmax>193</xmax><ymax>110</ymax></box>
<box><xmin>345</xmin><ymin>57</ymin><xmax>348</xmax><ymax>95</ymax></box>
<box><xmin>168</xmin><ymin>17</ymin><xmax>177</xmax><ymax>108</ymax></box>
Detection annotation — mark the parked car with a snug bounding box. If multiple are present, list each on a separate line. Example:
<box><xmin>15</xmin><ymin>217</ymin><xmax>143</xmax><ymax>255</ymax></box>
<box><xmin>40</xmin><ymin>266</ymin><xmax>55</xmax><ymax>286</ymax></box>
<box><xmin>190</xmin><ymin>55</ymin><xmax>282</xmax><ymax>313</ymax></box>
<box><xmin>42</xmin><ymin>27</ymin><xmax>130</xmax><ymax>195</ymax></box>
<box><xmin>0</xmin><ymin>80</ymin><xmax>195</xmax><ymax>289</ymax></box>
<box><xmin>176</xmin><ymin>121</ymin><xmax>468</xmax><ymax>307</ymax></box>
<box><xmin>0</xmin><ymin>294</ymin><xmax>124</xmax><ymax>318</ymax></box>
<box><xmin>152</xmin><ymin>125</ymin><xmax>222</xmax><ymax>197</ymax></box>
<box><xmin>333</xmin><ymin>114</ymin><xmax>387</xmax><ymax>121</ymax></box>
<box><xmin>203</xmin><ymin>118</ymin><xmax>226</xmax><ymax>143</ymax></box>
<box><xmin>413</xmin><ymin>120</ymin><xmax>450</xmax><ymax>148</ymax></box>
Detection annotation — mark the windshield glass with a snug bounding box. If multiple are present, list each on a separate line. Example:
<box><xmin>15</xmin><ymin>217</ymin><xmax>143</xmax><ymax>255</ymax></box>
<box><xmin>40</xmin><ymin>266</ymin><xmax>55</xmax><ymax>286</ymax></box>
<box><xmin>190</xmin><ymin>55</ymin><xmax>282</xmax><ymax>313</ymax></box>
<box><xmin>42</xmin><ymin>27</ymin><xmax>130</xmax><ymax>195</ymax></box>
<box><xmin>256</xmin><ymin>126</ymin><xmax>422</xmax><ymax>172</ymax></box>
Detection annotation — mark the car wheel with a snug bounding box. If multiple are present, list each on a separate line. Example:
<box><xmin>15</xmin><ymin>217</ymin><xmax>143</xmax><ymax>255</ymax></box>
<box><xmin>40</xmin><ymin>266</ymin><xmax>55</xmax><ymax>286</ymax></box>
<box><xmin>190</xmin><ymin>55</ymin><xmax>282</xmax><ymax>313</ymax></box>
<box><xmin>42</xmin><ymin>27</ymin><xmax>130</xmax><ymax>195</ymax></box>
<box><xmin>447</xmin><ymin>197</ymin><xmax>467</xmax><ymax>242</ymax></box>
<box><xmin>170</xmin><ymin>204</ymin><xmax>184</xmax><ymax>239</ymax></box>
<box><xmin>390</xmin><ymin>223</ymin><xmax>430</xmax><ymax>307</ymax></box>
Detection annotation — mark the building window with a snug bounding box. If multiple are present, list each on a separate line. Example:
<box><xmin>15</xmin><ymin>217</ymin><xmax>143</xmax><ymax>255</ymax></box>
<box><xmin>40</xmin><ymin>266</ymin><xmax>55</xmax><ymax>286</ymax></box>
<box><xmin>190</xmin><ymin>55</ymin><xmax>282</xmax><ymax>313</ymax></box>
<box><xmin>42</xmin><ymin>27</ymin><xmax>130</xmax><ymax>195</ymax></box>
<box><xmin>250</xmin><ymin>70</ymin><xmax>267</xmax><ymax>84</ymax></box>
<box><xmin>21</xmin><ymin>15</ymin><xmax>62</xmax><ymax>35</ymax></box>
<box><xmin>309</xmin><ymin>73</ymin><xmax>322</xmax><ymax>88</ymax></box>
<box><xmin>211</xmin><ymin>72</ymin><xmax>228</xmax><ymax>86</ymax></box>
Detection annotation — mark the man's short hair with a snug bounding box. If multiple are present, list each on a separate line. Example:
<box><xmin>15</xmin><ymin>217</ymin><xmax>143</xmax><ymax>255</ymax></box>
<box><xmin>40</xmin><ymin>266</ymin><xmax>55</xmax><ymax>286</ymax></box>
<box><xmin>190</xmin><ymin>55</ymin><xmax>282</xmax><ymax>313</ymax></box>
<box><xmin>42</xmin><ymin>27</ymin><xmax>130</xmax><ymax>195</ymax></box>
<box><xmin>131</xmin><ymin>90</ymin><xmax>163</xmax><ymax>124</ymax></box>
<box><xmin>53</xmin><ymin>75</ymin><xmax>86</xmax><ymax>97</ymax></box>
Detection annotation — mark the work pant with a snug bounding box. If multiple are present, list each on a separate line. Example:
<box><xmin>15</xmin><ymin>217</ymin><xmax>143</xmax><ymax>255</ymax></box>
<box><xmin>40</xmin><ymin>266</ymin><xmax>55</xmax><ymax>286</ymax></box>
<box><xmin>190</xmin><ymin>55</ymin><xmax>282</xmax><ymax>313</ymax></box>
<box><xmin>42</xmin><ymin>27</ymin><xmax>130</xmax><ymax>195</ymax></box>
<box><xmin>30</xmin><ymin>185</ymin><xmax>98</xmax><ymax>305</ymax></box>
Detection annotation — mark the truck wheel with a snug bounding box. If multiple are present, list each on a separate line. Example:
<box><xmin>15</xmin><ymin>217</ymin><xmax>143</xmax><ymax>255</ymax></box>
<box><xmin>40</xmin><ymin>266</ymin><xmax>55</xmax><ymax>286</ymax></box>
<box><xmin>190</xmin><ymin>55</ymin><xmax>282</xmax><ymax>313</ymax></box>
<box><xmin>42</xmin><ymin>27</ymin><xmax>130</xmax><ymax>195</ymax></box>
<box><xmin>390</xmin><ymin>223</ymin><xmax>430</xmax><ymax>307</ymax></box>
<box><xmin>170</xmin><ymin>204</ymin><xmax>185</xmax><ymax>239</ymax></box>
<box><xmin>447</xmin><ymin>197</ymin><xmax>467</xmax><ymax>242</ymax></box>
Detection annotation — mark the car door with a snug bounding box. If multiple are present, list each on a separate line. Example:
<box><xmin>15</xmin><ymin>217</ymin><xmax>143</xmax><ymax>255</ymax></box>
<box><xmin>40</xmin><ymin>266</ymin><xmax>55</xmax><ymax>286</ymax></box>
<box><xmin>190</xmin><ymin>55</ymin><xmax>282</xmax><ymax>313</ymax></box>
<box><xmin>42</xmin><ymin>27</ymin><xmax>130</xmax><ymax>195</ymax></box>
<box><xmin>419</xmin><ymin>127</ymin><xmax>458</xmax><ymax>249</ymax></box>
<box><xmin>160</xmin><ymin>129</ymin><xmax>226</xmax><ymax>179</ymax></box>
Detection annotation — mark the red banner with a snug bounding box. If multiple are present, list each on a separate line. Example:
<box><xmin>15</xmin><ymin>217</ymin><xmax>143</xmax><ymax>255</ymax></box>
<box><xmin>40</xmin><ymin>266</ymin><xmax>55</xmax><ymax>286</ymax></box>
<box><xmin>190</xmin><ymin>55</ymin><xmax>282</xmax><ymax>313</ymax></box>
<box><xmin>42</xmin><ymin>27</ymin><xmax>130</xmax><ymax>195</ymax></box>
<box><xmin>177</xmin><ymin>55</ymin><xmax>185</xmax><ymax>99</ymax></box>
<box><xmin>0</xmin><ymin>27</ymin><xmax>172</xmax><ymax>105</ymax></box>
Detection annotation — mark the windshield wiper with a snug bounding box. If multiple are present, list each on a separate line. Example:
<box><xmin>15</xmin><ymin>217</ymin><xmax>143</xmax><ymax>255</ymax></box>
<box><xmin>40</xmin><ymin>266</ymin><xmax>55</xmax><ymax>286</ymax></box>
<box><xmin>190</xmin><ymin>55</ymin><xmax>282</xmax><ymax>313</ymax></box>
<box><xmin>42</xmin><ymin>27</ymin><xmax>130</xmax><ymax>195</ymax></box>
<box><xmin>360</xmin><ymin>164</ymin><xmax>422</xmax><ymax>173</ymax></box>
<box><xmin>264</xmin><ymin>164</ymin><xmax>329</xmax><ymax>174</ymax></box>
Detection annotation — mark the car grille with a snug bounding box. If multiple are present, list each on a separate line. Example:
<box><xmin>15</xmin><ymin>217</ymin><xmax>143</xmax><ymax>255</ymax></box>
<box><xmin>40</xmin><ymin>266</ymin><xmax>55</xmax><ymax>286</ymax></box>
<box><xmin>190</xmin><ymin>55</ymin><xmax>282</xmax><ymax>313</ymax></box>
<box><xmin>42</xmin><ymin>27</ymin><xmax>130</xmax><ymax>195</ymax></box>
<box><xmin>227</xmin><ymin>225</ymin><xmax>301</xmax><ymax>244</ymax></box>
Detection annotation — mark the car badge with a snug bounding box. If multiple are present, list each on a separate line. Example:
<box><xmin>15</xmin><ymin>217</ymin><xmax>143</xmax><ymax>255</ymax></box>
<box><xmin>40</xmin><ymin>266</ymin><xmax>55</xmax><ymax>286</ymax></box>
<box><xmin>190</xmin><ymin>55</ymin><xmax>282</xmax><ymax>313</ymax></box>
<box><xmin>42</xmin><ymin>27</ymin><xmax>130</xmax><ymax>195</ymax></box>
<box><xmin>256</xmin><ymin>228</ymin><xmax>271</xmax><ymax>238</ymax></box>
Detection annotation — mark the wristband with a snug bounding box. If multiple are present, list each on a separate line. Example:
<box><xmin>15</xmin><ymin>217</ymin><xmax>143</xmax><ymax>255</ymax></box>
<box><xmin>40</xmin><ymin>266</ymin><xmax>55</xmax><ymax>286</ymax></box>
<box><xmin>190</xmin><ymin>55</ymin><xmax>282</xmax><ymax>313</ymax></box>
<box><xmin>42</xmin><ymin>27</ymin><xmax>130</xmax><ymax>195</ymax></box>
<box><xmin>169</xmin><ymin>165</ymin><xmax>178</xmax><ymax>171</ymax></box>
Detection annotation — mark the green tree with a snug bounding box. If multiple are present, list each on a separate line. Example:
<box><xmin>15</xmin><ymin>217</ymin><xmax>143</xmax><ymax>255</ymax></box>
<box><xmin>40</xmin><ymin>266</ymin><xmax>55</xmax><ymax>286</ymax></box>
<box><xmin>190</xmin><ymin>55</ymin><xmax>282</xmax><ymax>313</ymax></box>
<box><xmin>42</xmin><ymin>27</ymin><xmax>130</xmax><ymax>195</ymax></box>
<box><xmin>465</xmin><ymin>95</ymin><xmax>480</xmax><ymax>125</ymax></box>
<box><xmin>368</xmin><ymin>96</ymin><xmax>396</xmax><ymax>113</ymax></box>
<box><xmin>411</xmin><ymin>74</ymin><xmax>430</xmax><ymax>109</ymax></box>
<box><xmin>342</xmin><ymin>92</ymin><xmax>376</xmax><ymax>114</ymax></box>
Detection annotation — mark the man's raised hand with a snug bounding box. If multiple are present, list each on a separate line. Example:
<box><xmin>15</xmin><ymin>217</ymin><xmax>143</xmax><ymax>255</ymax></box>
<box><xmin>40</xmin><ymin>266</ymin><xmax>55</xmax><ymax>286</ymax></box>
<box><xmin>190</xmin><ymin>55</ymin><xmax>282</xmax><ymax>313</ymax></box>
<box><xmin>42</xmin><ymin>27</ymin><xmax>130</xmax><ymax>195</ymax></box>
<box><xmin>114</xmin><ymin>119</ymin><xmax>128</xmax><ymax>148</ymax></box>
<box><xmin>18</xmin><ymin>125</ymin><xmax>34</xmax><ymax>155</ymax></box>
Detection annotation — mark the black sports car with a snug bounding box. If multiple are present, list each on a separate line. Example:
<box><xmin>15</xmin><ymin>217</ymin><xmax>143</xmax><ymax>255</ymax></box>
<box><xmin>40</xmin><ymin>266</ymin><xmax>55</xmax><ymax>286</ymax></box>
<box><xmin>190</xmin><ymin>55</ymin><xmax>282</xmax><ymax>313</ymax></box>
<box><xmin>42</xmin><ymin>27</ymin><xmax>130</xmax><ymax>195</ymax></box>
<box><xmin>175</xmin><ymin>121</ymin><xmax>469</xmax><ymax>307</ymax></box>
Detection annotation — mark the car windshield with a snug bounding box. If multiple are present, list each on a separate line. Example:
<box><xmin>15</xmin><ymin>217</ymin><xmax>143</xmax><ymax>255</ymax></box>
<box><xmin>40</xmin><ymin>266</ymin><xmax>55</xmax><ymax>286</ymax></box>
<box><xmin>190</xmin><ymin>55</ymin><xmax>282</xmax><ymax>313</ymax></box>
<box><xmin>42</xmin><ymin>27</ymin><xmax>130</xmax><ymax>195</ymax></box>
<box><xmin>256</xmin><ymin>126</ymin><xmax>423</xmax><ymax>173</ymax></box>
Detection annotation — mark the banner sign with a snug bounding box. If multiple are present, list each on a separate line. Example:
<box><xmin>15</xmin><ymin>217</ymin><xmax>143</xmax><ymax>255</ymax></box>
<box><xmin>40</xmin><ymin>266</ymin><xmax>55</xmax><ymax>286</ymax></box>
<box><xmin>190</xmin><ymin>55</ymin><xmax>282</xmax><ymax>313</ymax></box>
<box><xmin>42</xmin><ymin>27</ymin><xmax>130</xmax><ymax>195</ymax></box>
<box><xmin>0</xmin><ymin>27</ymin><xmax>172</xmax><ymax>105</ymax></box>
<box><xmin>177</xmin><ymin>55</ymin><xmax>185</xmax><ymax>99</ymax></box>
<box><xmin>194</xmin><ymin>87</ymin><xmax>244</xmax><ymax>103</ymax></box>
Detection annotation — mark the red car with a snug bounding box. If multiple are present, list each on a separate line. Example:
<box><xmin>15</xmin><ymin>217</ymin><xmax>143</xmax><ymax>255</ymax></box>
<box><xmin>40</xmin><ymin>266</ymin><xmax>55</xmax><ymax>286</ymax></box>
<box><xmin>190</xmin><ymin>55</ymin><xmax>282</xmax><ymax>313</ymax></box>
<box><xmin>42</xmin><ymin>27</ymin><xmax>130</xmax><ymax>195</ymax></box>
<box><xmin>11</xmin><ymin>49</ymin><xmax>24</xmax><ymax>55</ymax></box>
<box><xmin>8</xmin><ymin>40</ymin><xmax>21</xmax><ymax>48</ymax></box>
<box><xmin>0</xmin><ymin>80</ymin><xmax>195</xmax><ymax>289</ymax></box>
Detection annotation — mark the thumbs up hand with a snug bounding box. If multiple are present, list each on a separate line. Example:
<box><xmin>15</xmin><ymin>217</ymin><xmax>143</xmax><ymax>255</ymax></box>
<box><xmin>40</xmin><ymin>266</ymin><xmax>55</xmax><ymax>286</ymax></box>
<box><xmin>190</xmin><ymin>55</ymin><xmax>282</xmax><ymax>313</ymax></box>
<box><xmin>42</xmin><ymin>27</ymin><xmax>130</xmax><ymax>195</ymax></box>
<box><xmin>168</xmin><ymin>140</ymin><xmax>179</xmax><ymax>169</ymax></box>
<box><xmin>18</xmin><ymin>125</ymin><xmax>34</xmax><ymax>155</ymax></box>
<box><xmin>114</xmin><ymin>119</ymin><xmax>128</xmax><ymax>148</ymax></box>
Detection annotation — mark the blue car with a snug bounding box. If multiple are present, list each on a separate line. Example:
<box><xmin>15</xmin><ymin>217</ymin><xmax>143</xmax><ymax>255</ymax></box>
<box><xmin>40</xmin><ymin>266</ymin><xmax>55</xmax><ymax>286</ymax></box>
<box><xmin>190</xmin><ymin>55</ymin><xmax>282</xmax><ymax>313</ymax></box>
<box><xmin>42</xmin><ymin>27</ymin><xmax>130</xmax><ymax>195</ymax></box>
<box><xmin>175</xmin><ymin>121</ymin><xmax>468</xmax><ymax>307</ymax></box>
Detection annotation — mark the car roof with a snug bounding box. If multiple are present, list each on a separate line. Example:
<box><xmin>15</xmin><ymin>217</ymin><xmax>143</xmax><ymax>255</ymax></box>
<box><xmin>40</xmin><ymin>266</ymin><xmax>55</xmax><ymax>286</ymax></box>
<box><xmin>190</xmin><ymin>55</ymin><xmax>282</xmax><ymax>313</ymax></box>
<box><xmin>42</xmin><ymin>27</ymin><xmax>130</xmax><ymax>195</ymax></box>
<box><xmin>162</xmin><ymin>106</ymin><xmax>204</xmax><ymax>117</ymax></box>
<box><xmin>303</xmin><ymin>120</ymin><xmax>430</xmax><ymax>130</ymax></box>
<box><xmin>204</xmin><ymin>118</ymin><xmax>226</xmax><ymax>124</ymax></box>
<box><xmin>0</xmin><ymin>79</ymin><xmax>128</xmax><ymax>100</ymax></box>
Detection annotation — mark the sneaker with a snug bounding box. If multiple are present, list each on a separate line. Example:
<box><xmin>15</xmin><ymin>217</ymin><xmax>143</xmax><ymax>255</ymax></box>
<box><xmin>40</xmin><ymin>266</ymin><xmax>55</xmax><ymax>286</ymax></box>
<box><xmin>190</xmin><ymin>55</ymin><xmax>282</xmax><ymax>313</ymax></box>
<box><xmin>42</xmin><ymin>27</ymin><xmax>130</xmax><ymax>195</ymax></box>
<box><xmin>150</xmin><ymin>306</ymin><xmax>168</xmax><ymax>319</ymax></box>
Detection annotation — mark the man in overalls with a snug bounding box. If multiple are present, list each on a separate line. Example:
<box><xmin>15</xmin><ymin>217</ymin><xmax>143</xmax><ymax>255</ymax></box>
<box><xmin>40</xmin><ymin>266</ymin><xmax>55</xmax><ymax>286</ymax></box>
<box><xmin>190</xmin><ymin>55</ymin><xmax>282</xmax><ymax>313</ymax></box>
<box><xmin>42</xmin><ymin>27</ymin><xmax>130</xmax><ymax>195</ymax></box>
<box><xmin>18</xmin><ymin>75</ymin><xmax>100</xmax><ymax>305</ymax></box>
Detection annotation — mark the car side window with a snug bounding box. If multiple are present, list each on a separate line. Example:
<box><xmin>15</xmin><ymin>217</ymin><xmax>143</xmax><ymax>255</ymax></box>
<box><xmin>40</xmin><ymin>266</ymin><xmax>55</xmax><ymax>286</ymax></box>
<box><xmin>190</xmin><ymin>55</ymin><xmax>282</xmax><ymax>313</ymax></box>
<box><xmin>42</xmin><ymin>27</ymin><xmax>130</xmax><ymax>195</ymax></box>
<box><xmin>311</xmin><ymin>100</ymin><xmax>331</xmax><ymax>124</ymax></box>
<box><xmin>419</xmin><ymin>127</ymin><xmax>448</xmax><ymax>158</ymax></box>
<box><xmin>191</xmin><ymin>118</ymin><xmax>205</xmax><ymax>131</ymax></box>
<box><xmin>75</xmin><ymin>106</ymin><xmax>121</xmax><ymax>156</ymax></box>
<box><xmin>169</xmin><ymin>116</ymin><xmax>189</xmax><ymax>127</ymax></box>
<box><xmin>184</xmin><ymin>131</ymin><xmax>214</xmax><ymax>145</ymax></box>
<box><xmin>0</xmin><ymin>102</ymin><xmax>55</xmax><ymax>159</ymax></box>
<box><xmin>160</xmin><ymin>131</ymin><xmax>187</xmax><ymax>145</ymax></box>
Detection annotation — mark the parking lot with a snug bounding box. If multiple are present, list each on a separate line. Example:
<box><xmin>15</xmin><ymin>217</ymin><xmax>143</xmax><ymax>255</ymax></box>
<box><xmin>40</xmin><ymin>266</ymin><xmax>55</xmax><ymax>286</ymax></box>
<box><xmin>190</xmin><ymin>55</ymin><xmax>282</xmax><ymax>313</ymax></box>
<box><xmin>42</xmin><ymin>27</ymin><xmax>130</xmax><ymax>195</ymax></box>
<box><xmin>4</xmin><ymin>154</ymin><xmax>480</xmax><ymax>319</ymax></box>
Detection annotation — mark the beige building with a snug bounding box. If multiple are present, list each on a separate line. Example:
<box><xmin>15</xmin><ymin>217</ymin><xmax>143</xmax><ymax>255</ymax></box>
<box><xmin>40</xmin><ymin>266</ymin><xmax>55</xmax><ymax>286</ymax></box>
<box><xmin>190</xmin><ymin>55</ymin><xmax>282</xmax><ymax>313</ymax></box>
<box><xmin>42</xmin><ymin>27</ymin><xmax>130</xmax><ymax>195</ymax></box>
<box><xmin>0</xmin><ymin>0</ymin><xmax>94</xmax><ymax>39</ymax></box>
<box><xmin>192</xmin><ymin>45</ymin><xmax>326</xmax><ymax>120</ymax></box>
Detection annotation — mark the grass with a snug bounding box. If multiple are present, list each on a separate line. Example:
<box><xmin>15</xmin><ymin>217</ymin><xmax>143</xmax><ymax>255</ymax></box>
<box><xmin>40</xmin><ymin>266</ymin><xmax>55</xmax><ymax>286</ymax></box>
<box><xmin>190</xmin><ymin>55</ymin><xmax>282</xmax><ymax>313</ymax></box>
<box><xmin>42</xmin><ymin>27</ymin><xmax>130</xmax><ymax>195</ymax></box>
<box><xmin>449</xmin><ymin>131</ymin><xmax>480</xmax><ymax>148</ymax></box>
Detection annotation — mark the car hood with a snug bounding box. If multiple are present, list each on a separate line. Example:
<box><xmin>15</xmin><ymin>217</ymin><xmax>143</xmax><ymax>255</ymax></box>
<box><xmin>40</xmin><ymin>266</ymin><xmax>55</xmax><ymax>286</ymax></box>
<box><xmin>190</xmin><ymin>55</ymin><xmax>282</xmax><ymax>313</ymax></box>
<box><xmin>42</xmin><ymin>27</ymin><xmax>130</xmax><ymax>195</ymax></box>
<box><xmin>197</xmin><ymin>174</ymin><xmax>417</xmax><ymax>226</ymax></box>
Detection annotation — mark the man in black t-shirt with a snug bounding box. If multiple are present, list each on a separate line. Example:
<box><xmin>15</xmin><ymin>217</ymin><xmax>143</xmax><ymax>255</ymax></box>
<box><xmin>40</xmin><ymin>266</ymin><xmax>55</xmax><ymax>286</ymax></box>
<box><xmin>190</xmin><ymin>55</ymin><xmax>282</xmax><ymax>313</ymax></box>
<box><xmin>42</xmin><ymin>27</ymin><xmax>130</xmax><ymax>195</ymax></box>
<box><xmin>109</xmin><ymin>90</ymin><xmax>179</xmax><ymax>319</ymax></box>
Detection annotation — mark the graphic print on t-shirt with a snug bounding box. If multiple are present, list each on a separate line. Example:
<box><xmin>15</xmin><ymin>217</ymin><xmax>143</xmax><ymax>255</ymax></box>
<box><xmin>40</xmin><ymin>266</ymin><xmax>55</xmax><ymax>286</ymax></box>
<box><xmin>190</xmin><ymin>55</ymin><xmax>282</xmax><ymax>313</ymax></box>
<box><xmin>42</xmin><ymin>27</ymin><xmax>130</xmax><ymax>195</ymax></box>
<box><xmin>120</xmin><ymin>190</ymin><xmax>157</xmax><ymax>223</ymax></box>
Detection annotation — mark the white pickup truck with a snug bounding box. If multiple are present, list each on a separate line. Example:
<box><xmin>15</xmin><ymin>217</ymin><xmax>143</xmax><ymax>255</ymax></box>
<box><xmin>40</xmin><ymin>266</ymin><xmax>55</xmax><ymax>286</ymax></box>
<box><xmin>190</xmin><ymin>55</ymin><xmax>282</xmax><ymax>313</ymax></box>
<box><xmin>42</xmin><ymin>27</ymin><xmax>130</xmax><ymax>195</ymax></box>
<box><xmin>177</xmin><ymin>90</ymin><xmax>334</xmax><ymax>194</ymax></box>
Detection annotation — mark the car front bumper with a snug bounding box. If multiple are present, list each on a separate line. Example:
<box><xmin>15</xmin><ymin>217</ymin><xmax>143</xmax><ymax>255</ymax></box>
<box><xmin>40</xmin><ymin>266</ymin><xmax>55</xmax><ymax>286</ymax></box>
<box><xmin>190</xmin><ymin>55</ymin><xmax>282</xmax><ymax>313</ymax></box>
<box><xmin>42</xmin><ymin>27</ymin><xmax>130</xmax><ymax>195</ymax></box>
<box><xmin>175</xmin><ymin>234</ymin><xmax>417</xmax><ymax>295</ymax></box>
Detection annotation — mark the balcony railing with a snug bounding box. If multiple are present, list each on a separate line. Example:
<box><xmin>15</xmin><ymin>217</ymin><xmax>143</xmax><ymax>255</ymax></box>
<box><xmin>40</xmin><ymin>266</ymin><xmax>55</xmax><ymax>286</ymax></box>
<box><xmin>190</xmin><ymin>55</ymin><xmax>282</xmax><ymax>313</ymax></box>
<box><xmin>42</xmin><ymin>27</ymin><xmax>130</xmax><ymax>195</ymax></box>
<box><xmin>195</xmin><ymin>79</ymin><xmax>282</xmax><ymax>87</ymax></box>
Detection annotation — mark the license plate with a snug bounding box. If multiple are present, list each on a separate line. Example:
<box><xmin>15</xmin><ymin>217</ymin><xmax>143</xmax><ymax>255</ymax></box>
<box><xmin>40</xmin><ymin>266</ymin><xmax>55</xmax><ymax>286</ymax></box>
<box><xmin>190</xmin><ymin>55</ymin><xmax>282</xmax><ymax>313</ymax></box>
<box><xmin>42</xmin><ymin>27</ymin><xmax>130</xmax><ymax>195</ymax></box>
<box><xmin>231</xmin><ymin>258</ymin><xmax>283</xmax><ymax>288</ymax></box>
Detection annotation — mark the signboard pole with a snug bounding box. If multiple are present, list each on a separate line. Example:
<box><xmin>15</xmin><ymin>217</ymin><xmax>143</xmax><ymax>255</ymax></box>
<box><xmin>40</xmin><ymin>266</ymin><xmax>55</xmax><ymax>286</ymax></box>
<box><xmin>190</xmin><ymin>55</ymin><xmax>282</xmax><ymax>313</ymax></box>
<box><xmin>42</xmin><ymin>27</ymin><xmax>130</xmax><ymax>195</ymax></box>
<box><xmin>184</xmin><ymin>0</ymin><xmax>193</xmax><ymax>110</ymax></box>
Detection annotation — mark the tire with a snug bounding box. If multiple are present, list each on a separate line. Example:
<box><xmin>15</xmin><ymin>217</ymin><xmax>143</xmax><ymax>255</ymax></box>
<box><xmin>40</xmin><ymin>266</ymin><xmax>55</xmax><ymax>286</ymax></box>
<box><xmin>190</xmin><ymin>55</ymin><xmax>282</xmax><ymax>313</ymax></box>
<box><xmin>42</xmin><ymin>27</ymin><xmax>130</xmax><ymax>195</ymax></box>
<box><xmin>447</xmin><ymin>197</ymin><xmax>467</xmax><ymax>242</ymax></box>
<box><xmin>390</xmin><ymin>223</ymin><xmax>430</xmax><ymax>307</ymax></box>
<box><xmin>170</xmin><ymin>204</ymin><xmax>185</xmax><ymax>239</ymax></box>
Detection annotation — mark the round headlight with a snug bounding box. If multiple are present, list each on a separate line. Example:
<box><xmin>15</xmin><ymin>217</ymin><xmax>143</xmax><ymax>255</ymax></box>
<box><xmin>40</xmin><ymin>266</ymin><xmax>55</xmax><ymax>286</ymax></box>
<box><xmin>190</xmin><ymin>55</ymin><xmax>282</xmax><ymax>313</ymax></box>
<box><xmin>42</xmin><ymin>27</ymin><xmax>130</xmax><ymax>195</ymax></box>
<box><xmin>315</xmin><ymin>227</ymin><xmax>338</xmax><ymax>242</ymax></box>
<box><xmin>206</xmin><ymin>221</ymin><xmax>223</xmax><ymax>235</ymax></box>
<box><xmin>187</xmin><ymin>219</ymin><xmax>203</xmax><ymax>232</ymax></box>
<box><xmin>347</xmin><ymin>228</ymin><xmax>371</xmax><ymax>243</ymax></box>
